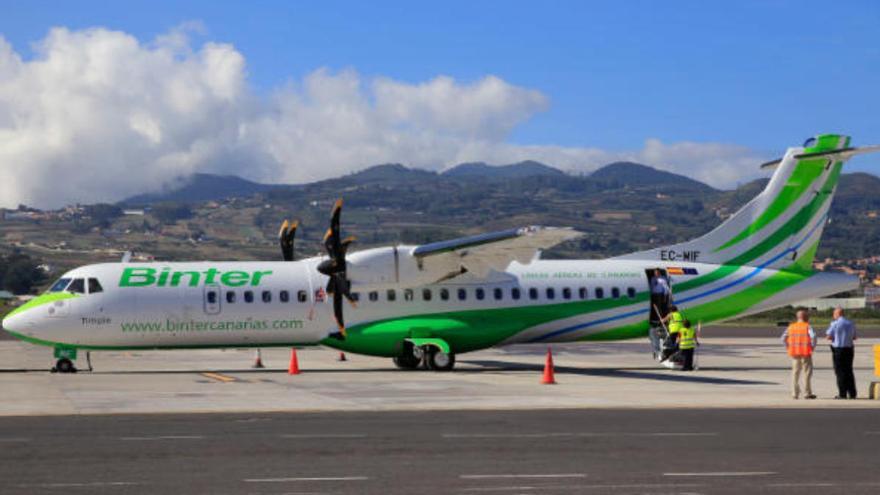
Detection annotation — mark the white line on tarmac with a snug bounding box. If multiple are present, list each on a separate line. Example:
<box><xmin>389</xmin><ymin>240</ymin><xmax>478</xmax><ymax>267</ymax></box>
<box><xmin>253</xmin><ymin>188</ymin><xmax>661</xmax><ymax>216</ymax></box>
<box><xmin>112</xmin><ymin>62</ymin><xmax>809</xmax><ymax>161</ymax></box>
<box><xmin>765</xmin><ymin>482</ymin><xmax>837</xmax><ymax>488</ymax></box>
<box><xmin>461</xmin><ymin>474</ymin><xmax>587</xmax><ymax>479</ymax></box>
<box><xmin>664</xmin><ymin>471</ymin><xmax>776</xmax><ymax>477</ymax></box>
<box><xmin>22</xmin><ymin>481</ymin><xmax>139</xmax><ymax>488</ymax></box>
<box><xmin>120</xmin><ymin>435</ymin><xmax>205</xmax><ymax>441</ymax></box>
<box><xmin>460</xmin><ymin>483</ymin><xmax>704</xmax><ymax>492</ymax></box>
<box><xmin>444</xmin><ymin>432</ymin><xmax>717</xmax><ymax>439</ymax></box>
<box><xmin>243</xmin><ymin>477</ymin><xmax>369</xmax><ymax>483</ymax></box>
<box><xmin>279</xmin><ymin>434</ymin><xmax>368</xmax><ymax>439</ymax></box>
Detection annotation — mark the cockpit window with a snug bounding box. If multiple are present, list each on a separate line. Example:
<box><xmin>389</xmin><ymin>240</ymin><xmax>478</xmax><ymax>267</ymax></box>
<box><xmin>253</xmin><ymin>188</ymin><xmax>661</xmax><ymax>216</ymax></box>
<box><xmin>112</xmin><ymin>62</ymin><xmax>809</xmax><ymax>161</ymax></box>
<box><xmin>88</xmin><ymin>278</ymin><xmax>103</xmax><ymax>294</ymax></box>
<box><xmin>67</xmin><ymin>278</ymin><xmax>85</xmax><ymax>294</ymax></box>
<box><xmin>49</xmin><ymin>278</ymin><xmax>72</xmax><ymax>292</ymax></box>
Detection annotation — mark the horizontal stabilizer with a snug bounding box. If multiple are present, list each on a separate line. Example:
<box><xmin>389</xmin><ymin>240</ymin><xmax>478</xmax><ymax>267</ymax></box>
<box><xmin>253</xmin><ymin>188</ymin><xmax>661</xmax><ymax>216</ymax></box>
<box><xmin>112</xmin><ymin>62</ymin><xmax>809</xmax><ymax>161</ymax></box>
<box><xmin>761</xmin><ymin>144</ymin><xmax>880</xmax><ymax>169</ymax></box>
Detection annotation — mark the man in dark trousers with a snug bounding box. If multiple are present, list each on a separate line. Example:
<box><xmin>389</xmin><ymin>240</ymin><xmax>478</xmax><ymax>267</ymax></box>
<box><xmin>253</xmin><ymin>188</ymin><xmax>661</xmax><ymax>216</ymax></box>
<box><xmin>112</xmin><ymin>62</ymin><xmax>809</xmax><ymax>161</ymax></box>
<box><xmin>826</xmin><ymin>307</ymin><xmax>858</xmax><ymax>399</ymax></box>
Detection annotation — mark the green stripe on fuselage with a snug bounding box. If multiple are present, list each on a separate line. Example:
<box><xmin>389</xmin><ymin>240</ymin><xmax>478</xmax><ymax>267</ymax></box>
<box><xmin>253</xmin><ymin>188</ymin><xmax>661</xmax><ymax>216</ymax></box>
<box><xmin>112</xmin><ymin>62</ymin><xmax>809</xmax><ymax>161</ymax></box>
<box><xmin>715</xmin><ymin>158</ymin><xmax>827</xmax><ymax>252</ymax></box>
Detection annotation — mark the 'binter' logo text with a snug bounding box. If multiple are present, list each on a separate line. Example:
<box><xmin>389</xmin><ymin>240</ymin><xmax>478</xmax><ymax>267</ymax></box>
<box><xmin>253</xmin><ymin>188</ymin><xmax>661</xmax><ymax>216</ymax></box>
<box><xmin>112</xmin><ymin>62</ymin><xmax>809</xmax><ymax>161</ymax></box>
<box><xmin>119</xmin><ymin>267</ymin><xmax>273</xmax><ymax>288</ymax></box>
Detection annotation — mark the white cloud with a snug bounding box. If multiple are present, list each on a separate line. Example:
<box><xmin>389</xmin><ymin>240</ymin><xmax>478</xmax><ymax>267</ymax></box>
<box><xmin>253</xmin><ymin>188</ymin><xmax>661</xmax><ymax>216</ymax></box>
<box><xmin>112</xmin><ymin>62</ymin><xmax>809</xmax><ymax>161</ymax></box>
<box><xmin>0</xmin><ymin>26</ymin><xmax>766</xmax><ymax>208</ymax></box>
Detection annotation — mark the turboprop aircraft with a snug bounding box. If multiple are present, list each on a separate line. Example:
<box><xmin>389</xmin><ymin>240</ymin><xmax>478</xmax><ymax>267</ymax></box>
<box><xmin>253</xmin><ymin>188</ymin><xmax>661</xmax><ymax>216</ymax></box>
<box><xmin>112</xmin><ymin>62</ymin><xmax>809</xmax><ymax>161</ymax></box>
<box><xmin>2</xmin><ymin>134</ymin><xmax>877</xmax><ymax>372</ymax></box>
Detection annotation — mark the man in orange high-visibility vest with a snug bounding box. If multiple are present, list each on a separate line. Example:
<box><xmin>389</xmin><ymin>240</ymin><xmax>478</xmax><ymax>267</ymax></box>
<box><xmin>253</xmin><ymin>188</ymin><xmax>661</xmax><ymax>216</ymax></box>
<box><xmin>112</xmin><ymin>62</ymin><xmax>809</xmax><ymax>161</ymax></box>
<box><xmin>781</xmin><ymin>309</ymin><xmax>817</xmax><ymax>399</ymax></box>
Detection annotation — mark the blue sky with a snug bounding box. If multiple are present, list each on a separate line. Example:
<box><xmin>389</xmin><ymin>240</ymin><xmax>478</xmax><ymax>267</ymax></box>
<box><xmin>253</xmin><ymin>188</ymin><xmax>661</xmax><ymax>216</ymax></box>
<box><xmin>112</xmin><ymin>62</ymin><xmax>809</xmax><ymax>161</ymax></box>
<box><xmin>1</xmin><ymin>1</ymin><xmax>879</xmax><ymax>206</ymax></box>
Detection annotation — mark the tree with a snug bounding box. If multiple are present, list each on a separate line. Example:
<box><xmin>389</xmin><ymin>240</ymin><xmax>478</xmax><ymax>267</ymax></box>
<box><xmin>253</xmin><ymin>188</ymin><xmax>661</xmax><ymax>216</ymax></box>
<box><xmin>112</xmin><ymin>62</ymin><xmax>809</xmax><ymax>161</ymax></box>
<box><xmin>152</xmin><ymin>202</ymin><xmax>193</xmax><ymax>224</ymax></box>
<box><xmin>0</xmin><ymin>254</ymin><xmax>45</xmax><ymax>294</ymax></box>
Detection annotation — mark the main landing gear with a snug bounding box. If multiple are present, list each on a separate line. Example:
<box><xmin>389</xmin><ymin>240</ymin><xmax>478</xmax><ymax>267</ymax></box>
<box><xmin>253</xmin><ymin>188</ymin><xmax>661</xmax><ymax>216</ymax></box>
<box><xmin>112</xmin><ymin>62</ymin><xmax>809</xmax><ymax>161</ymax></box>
<box><xmin>393</xmin><ymin>342</ymin><xmax>456</xmax><ymax>371</ymax></box>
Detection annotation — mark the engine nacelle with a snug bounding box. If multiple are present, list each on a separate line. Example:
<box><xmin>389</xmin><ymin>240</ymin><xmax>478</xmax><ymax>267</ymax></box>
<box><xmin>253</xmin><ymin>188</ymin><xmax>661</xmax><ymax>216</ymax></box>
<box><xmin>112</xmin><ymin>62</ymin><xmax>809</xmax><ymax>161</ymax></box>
<box><xmin>345</xmin><ymin>246</ymin><xmax>458</xmax><ymax>290</ymax></box>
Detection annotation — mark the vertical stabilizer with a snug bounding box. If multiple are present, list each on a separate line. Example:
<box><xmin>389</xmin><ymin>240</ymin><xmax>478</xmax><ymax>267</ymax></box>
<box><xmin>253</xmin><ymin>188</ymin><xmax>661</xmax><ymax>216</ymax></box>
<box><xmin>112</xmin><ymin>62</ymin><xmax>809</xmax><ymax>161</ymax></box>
<box><xmin>617</xmin><ymin>134</ymin><xmax>878</xmax><ymax>271</ymax></box>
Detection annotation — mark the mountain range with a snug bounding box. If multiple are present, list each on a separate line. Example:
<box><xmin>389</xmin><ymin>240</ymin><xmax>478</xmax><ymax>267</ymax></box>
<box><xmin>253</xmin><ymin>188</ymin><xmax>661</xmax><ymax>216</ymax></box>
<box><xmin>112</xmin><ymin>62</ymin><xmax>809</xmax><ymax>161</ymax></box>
<box><xmin>121</xmin><ymin>160</ymin><xmax>719</xmax><ymax>205</ymax></box>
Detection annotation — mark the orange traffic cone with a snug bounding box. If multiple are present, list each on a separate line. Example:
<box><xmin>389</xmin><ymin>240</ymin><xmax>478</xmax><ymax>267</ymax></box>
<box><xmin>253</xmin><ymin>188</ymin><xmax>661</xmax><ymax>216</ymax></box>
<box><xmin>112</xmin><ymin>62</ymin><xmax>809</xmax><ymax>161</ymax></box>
<box><xmin>541</xmin><ymin>347</ymin><xmax>556</xmax><ymax>384</ymax></box>
<box><xmin>288</xmin><ymin>348</ymin><xmax>301</xmax><ymax>375</ymax></box>
<box><xmin>252</xmin><ymin>349</ymin><xmax>265</xmax><ymax>369</ymax></box>
<box><xmin>338</xmin><ymin>352</ymin><xmax>347</xmax><ymax>362</ymax></box>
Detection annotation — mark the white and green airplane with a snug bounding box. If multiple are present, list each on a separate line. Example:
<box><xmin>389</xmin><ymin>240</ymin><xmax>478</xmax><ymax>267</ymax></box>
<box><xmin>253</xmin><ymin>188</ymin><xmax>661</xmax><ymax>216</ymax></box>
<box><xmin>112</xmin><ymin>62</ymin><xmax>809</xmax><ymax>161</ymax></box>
<box><xmin>2</xmin><ymin>134</ymin><xmax>877</xmax><ymax>373</ymax></box>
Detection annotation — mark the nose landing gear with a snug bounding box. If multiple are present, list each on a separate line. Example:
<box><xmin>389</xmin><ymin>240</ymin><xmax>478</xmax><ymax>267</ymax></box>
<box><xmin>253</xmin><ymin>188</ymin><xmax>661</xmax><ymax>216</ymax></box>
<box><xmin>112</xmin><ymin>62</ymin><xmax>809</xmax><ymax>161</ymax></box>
<box><xmin>51</xmin><ymin>347</ymin><xmax>82</xmax><ymax>373</ymax></box>
<box><xmin>52</xmin><ymin>358</ymin><xmax>77</xmax><ymax>373</ymax></box>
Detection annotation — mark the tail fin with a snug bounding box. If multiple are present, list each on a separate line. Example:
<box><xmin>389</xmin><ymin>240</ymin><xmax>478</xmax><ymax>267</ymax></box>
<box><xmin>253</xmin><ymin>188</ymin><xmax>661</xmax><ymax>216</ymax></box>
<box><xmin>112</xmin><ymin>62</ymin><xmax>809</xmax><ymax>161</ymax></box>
<box><xmin>618</xmin><ymin>134</ymin><xmax>879</xmax><ymax>271</ymax></box>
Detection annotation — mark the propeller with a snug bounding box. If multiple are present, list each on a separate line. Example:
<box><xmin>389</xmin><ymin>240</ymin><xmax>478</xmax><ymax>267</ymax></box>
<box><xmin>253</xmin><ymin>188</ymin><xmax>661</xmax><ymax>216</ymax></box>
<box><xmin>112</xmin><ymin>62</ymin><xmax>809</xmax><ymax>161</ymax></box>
<box><xmin>278</xmin><ymin>219</ymin><xmax>299</xmax><ymax>261</ymax></box>
<box><xmin>317</xmin><ymin>199</ymin><xmax>357</xmax><ymax>339</ymax></box>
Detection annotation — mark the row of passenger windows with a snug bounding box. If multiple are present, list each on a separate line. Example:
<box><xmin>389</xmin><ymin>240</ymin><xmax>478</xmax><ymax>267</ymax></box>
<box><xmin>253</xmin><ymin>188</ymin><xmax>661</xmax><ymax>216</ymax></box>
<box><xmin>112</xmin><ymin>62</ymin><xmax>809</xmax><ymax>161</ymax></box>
<box><xmin>209</xmin><ymin>286</ymin><xmax>638</xmax><ymax>305</ymax></box>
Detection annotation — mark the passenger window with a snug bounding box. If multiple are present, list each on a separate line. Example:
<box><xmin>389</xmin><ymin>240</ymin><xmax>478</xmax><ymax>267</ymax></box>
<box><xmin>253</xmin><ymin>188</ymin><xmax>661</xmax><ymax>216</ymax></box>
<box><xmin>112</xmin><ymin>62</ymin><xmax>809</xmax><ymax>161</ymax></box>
<box><xmin>611</xmin><ymin>287</ymin><xmax>620</xmax><ymax>299</ymax></box>
<box><xmin>494</xmin><ymin>287</ymin><xmax>503</xmax><ymax>300</ymax></box>
<box><xmin>422</xmin><ymin>289</ymin><xmax>432</xmax><ymax>301</ymax></box>
<box><xmin>529</xmin><ymin>288</ymin><xmax>538</xmax><ymax>300</ymax></box>
<box><xmin>440</xmin><ymin>288</ymin><xmax>450</xmax><ymax>301</ymax></box>
<box><xmin>49</xmin><ymin>278</ymin><xmax>72</xmax><ymax>292</ymax></box>
<box><xmin>457</xmin><ymin>288</ymin><xmax>467</xmax><ymax>301</ymax></box>
<box><xmin>207</xmin><ymin>290</ymin><xmax>217</xmax><ymax>304</ymax></box>
<box><xmin>546</xmin><ymin>287</ymin><xmax>555</xmax><ymax>300</ymax></box>
<box><xmin>579</xmin><ymin>287</ymin><xmax>588</xmax><ymax>300</ymax></box>
<box><xmin>511</xmin><ymin>287</ymin><xmax>521</xmax><ymax>300</ymax></box>
<box><xmin>297</xmin><ymin>290</ymin><xmax>307</xmax><ymax>303</ymax></box>
<box><xmin>595</xmin><ymin>288</ymin><xmax>604</xmax><ymax>299</ymax></box>
<box><xmin>476</xmin><ymin>288</ymin><xmax>485</xmax><ymax>300</ymax></box>
<box><xmin>88</xmin><ymin>278</ymin><xmax>103</xmax><ymax>294</ymax></box>
<box><xmin>351</xmin><ymin>292</ymin><xmax>360</xmax><ymax>302</ymax></box>
<box><xmin>280</xmin><ymin>290</ymin><xmax>290</xmax><ymax>303</ymax></box>
<box><xmin>226</xmin><ymin>291</ymin><xmax>236</xmax><ymax>304</ymax></box>
<box><xmin>262</xmin><ymin>290</ymin><xmax>272</xmax><ymax>303</ymax></box>
<box><xmin>244</xmin><ymin>290</ymin><xmax>254</xmax><ymax>303</ymax></box>
<box><xmin>369</xmin><ymin>291</ymin><xmax>379</xmax><ymax>302</ymax></box>
<box><xmin>627</xmin><ymin>287</ymin><xmax>637</xmax><ymax>299</ymax></box>
<box><xmin>387</xmin><ymin>289</ymin><xmax>397</xmax><ymax>302</ymax></box>
<box><xmin>562</xmin><ymin>287</ymin><xmax>571</xmax><ymax>300</ymax></box>
<box><xmin>404</xmin><ymin>289</ymin><xmax>414</xmax><ymax>301</ymax></box>
<box><xmin>67</xmin><ymin>278</ymin><xmax>85</xmax><ymax>294</ymax></box>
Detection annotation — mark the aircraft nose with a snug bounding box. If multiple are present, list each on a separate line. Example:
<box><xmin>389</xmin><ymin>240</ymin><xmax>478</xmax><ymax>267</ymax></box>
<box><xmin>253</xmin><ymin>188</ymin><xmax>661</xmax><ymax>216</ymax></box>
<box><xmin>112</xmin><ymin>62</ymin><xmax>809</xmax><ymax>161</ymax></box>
<box><xmin>2</xmin><ymin>312</ymin><xmax>21</xmax><ymax>334</ymax></box>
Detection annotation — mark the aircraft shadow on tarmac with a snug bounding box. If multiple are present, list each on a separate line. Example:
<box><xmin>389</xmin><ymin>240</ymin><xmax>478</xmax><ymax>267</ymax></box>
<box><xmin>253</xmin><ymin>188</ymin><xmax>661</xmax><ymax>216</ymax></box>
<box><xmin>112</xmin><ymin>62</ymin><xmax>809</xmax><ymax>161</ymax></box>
<box><xmin>462</xmin><ymin>360</ymin><xmax>778</xmax><ymax>385</ymax></box>
<box><xmin>0</xmin><ymin>364</ymin><xmax>777</xmax><ymax>384</ymax></box>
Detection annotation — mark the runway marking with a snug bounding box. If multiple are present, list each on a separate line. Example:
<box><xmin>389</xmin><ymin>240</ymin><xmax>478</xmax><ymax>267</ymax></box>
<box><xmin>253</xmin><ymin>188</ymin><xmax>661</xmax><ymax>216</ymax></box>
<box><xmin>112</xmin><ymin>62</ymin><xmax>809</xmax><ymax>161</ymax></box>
<box><xmin>664</xmin><ymin>471</ymin><xmax>776</xmax><ymax>477</ymax></box>
<box><xmin>120</xmin><ymin>435</ymin><xmax>205</xmax><ymax>441</ymax></box>
<box><xmin>765</xmin><ymin>482</ymin><xmax>837</xmax><ymax>487</ymax></box>
<box><xmin>243</xmin><ymin>476</ymin><xmax>369</xmax><ymax>483</ymax></box>
<box><xmin>280</xmin><ymin>433</ymin><xmax>368</xmax><ymax>439</ymax></box>
<box><xmin>461</xmin><ymin>474</ymin><xmax>587</xmax><ymax>480</ymax></box>
<box><xmin>460</xmin><ymin>483</ymin><xmax>704</xmax><ymax>492</ymax></box>
<box><xmin>444</xmin><ymin>432</ymin><xmax>717</xmax><ymax>439</ymax></box>
<box><xmin>201</xmin><ymin>372</ymin><xmax>237</xmax><ymax>383</ymax></box>
<box><xmin>22</xmin><ymin>481</ymin><xmax>139</xmax><ymax>488</ymax></box>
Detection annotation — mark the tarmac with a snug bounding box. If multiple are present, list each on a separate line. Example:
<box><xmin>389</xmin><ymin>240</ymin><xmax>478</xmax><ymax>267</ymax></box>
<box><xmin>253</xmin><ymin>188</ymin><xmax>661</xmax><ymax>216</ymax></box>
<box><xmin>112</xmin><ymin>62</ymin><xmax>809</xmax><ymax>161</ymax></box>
<box><xmin>1</xmin><ymin>408</ymin><xmax>879</xmax><ymax>495</ymax></box>
<box><xmin>0</xmin><ymin>328</ymin><xmax>878</xmax><ymax>416</ymax></box>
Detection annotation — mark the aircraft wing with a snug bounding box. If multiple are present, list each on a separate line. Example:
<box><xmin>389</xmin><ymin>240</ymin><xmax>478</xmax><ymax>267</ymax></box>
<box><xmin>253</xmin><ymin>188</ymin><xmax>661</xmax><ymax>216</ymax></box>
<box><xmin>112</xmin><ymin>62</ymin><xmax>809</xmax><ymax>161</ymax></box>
<box><xmin>412</xmin><ymin>226</ymin><xmax>582</xmax><ymax>279</ymax></box>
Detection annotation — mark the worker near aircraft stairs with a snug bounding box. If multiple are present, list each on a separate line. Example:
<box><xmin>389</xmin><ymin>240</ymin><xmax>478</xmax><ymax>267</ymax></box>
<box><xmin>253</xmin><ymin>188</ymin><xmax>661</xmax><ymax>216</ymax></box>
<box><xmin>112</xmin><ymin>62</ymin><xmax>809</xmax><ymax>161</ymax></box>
<box><xmin>781</xmin><ymin>309</ymin><xmax>817</xmax><ymax>400</ymax></box>
<box><xmin>660</xmin><ymin>304</ymin><xmax>685</xmax><ymax>361</ymax></box>
<box><xmin>650</xmin><ymin>269</ymin><xmax>672</xmax><ymax>321</ymax></box>
<box><xmin>677</xmin><ymin>319</ymin><xmax>698</xmax><ymax>371</ymax></box>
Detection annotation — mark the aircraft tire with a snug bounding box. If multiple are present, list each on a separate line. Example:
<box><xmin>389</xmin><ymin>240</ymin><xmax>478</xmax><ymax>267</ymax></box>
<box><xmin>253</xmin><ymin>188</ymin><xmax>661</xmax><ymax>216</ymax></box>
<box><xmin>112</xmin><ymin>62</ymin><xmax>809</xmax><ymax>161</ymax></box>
<box><xmin>55</xmin><ymin>358</ymin><xmax>76</xmax><ymax>374</ymax></box>
<box><xmin>393</xmin><ymin>354</ymin><xmax>420</xmax><ymax>370</ymax></box>
<box><xmin>426</xmin><ymin>348</ymin><xmax>455</xmax><ymax>371</ymax></box>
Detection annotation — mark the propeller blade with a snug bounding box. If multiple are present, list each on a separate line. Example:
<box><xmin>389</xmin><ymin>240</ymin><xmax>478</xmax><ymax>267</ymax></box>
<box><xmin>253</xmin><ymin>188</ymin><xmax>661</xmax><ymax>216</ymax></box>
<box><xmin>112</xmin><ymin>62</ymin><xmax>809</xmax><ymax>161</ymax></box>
<box><xmin>279</xmin><ymin>219</ymin><xmax>298</xmax><ymax>261</ymax></box>
<box><xmin>332</xmin><ymin>289</ymin><xmax>346</xmax><ymax>337</ymax></box>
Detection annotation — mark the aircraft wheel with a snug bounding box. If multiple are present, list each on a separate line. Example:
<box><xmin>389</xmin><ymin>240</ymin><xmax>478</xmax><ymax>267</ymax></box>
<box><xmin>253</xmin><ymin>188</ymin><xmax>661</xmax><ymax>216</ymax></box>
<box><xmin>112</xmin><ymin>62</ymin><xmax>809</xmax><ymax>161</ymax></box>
<box><xmin>393</xmin><ymin>343</ymin><xmax>421</xmax><ymax>370</ymax></box>
<box><xmin>55</xmin><ymin>358</ymin><xmax>76</xmax><ymax>374</ymax></box>
<box><xmin>426</xmin><ymin>348</ymin><xmax>455</xmax><ymax>371</ymax></box>
<box><xmin>393</xmin><ymin>354</ymin><xmax>420</xmax><ymax>370</ymax></box>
